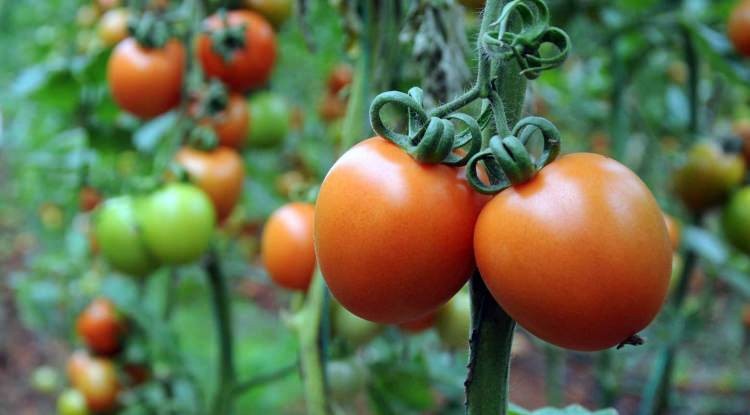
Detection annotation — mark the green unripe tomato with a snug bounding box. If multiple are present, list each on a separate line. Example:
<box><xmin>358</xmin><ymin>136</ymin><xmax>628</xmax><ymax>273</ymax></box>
<box><xmin>247</xmin><ymin>92</ymin><xmax>289</xmax><ymax>148</ymax></box>
<box><xmin>326</xmin><ymin>359</ymin><xmax>366</xmax><ymax>400</ymax></box>
<box><xmin>138</xmin><ymin>183</ymin><xmax>216</xmax><ymax>264</ymax></box>
<box><xmin>723</xmin><ymin>187</ymin><xmax>750</xmax><ymax>254</ymax></box>
<box><xmin>57</xmin><ymin>389</ymin><xmax>90</xmax><ymax>415</ymax></box>
<box><xmin>31</xmin><ymin>366</ymin><xmax>60</xmax><ymax>394</ymax></box>
<box><xmin>331</xmin><ymin>300</ymin><xmax>382</xmax><ymax>348</ymax></box>
<box><xmin>673</xmin><ymin>142</ymin><xmax>745</xmax><ymax>212</ymax></box>
<box><xmin>95</xmin><ymin>196</ymin><xmax>158</xmax><ymax>276</ymax></box>
<box><xmin>436</xmin><ymin>291</ymin><xmax>471</xmax><ymax>349</ymax></box>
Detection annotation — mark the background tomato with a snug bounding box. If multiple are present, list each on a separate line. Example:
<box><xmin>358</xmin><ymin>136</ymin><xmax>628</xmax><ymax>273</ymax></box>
<box><xmin>436</xmin><ymin>290</ymin><xmax>471</xmax><ymax>349</ymax></box>
<box><xmin>67</xmin><ymin>351</ymin><xmax>92</xmax><ymax>388</ymax></box>
<box><xmin>175</xmin><ymin>146</ymin><xmax>245</xmax><ymax>222</ymax></box>
<box><xmin>330</xmin><ymin>300</ymin><xmax>382</xmax><ymax>348</ymax></box>
<box><xmin>30</xmin><ymin>366</ymin><xmax>60</xmax><ymax>394</ymax></box>
<box><xmin>475</xmin><ymin>153</ymin><xmax>672</xmax><ymax>351</ymax></box>
<box><xmin>94</xmin><ymin>196</ymin><xmax>158</xmax><ymax>276</ymax></box>
<box><xmin>243</xmin><ymin>0</ymin><xmax>292</xmax><ymax>27</ymax></box>
<box><xmin>97</xmin><ymin>8</ymin><xmax>128</xmax><ymax>47</ymax></box>
<box><xmin>663</xmin><ymin>213</ymin><xmax>681</xmax><ymax>251</ymax></box>
<box><xmin>673</xmin><ymin>142</ymin><xmax>745</xmax><ymax>212</ymax></box>
<box><xmin>327</xmin><ymin>63</ymin><xmax>353</xmax><ymax>95</ymax></box>
<box><xmin>75</xmin><ymin>357</ymin><xmax>120</xmax><ymax>413</ymax></box>
<box><xmin>247</xmin><ymin>92</ymin><xmax>289</xmax><ymax>147</ymax></box>
<box><xmin>76</xmin><ymin>298</ymin><xmax>125</xmax><ymax>356</ymax></box>
<box><xmin>735</xmin><ymin>119</ymin><xmax>750</xmax><ymax>164</ymax></box>
<box><xmin>326</xmin><ymin>359</ymin><xmax>366</xmax><ymax>401</ymax></box>
<box><xmin>138</xmin><ymin>183</ymin><xmax>216</xmax><ymax>264</ymax></box>
<box><xmin>107</xmin><ymin>38</ymin><xmax>184</xmax><ymax>118</ymax></box>
<box><xmin>79</xmin><ymin>187</ymin><xmax>102</xmax><ymax>212</ymax></box>
<box><xmin>261</xmin><ymin>202</ymin><xmax>315</xmax><ymax>291</ymax></box>
<box><xmin>204</xmin><ymin>93</ymin><xmax>250</xmax><ymax>149</ymax></box>
<box><xmin>722</xmin><ymin>187</ymin><xmax>750</xmax><ymax>254</ymax></box>
<box><xmin>728</xmin><ymin>0</ymin><xmax>750</xmax><ymax>57</ymax></box>
<box><xmin>315</xmin><ymin>137</ymin><xmax>481</xmax><ymax>324</ymax></box>
<box><xmin>57</xmin><ymin>389</ymin><xmax>89</xmax><ymax>415</ymax></box>
<box><xmin>197</xmin><ymin>10</ymin><xmax>276</xmax><ymax>92</ymax></box>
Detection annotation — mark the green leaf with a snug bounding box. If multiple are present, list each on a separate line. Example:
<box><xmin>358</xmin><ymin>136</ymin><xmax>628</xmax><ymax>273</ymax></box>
<box><xmin>367</xmin><ymin>357</ymin><xmax>434</xmax><ymax>414</ymax></box>
<box><xmin>133</xmin><ymin>112</ymin><xmax>178</xmax><ymax>153</ymax></box>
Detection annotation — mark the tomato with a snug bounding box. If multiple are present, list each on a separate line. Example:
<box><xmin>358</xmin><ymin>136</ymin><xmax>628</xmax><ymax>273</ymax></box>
<box><xmin>315</xmin><ymin>137</ymin><xmax>481</xmax><ymax>324</ymax></box>
<box><xmin>398</xmin><ymin>312</ymin><xmax>436</xmax><ymax>334</ymax></box>
<box><xmin>663</xmin><ymin>213</ymin><xmax>681</xmax><ymax>251</ymax></box>
<box><xmin>94</xmin><ymin>196</ymin><xmax>158</xmax><ymax>276</ymax></box>
<box><xmin>722</xmin><ymin>187</ymin><xmax>750</xmax><ymax>255</ymax></box>
<box><xmin>275</xmin><ymin>170</ymin><xmax>306</xmax><ymax>198</ymax></box>
<box><xmin>77</xmin><ymin>298</ymin><xmax>126</xmax><ymax>356</ymax></box>
<box><xmin>57</xmin><ymin>389</ymin><xmax>90</xmax><ymax>415</ymax></box>
<box><xmin>261</xmin><ymin>203</ymin><xmax>315</xmax><ymax>291</ymax></box>
<box><xmin>673</xmin><ymin>142</ymin><xmax>745</xmax><ymax>212</ymax></box>
<box><xmin>247</xmin><ymin>92</ymin><xmax>289</xmax><ymax>147</ymax></box>
<box><xmin>79</xmin><ymin>187</ymin><xmax>102</xmax><ymax>212</ymax></box>
<box><xmin>98</xmin><ymin>8</ymin><xmax>129</xmax><ymax>47</ymax></box>
<box><xmin>67</xmin><ymin>350</ymin><xmax>92</xmax><ymax>387</ymax></box>
<box><xmin>243</xmin><ymin>0</ymin><xmax>292</xmax><ymax>27</ymax></box>
<box><xmin>436</xmin><ymin>290</ymin><xmax>471</xmax><ymax>349</ymax></box>
<box><xmin>735</xmin><ymin>119</ymin><xmax>750</xmax><ymax>164</ymax></box>
<box><xmin>175</xmin><ymin>146</ymin><xmax>245</xmax><ymax>222</ymax></box>
<box><xmin>729</xmin><ymin>0</ymin><xmax>750</xmax><ymax>57</ymax></box>
<box><xmin>75</xmin><ymin>357</ymin><xmax>120</xmax><ymax>413</ymax></box>
<box><xmin>327</xmin><ymin>63</ymin><xmax>353</xmax><ymax>95</ymax></box>
<box><xmin>318</xmin><ymin>93</ymin><xmax>347</xmax><ymax>122</ymax></box>
<box><xmin>327</xmin><ymin>359</ymin><xmax>366</xmax><ymax>400</ymax></box>
<box><xmin>107</xmin><ymin>38</ymin><xmax>184</xmax><ymax>118</ymax></box>
<box><xmin>39</xmin><ymin>202</ymin><xmax>64</xmax><ymax>230</ymax></box>
<box><xmin>197</xmin><ymin>11</ymin><xmax>276</xmax><ymax>92</ymax></box>
<box><xmin>202</xmin><ymin>93</ymin><xmax>250</xmax><ymax>149</ymax></box>
<box><xmin>330</xmin><ymin>300</ymin><xmax>382</xmax><ymax>347</ymax></box>
<box><xmin>475</xmin><ymin>153</ymin><xmax>672</xmax><ymax>351</ymax></box>
<box><xmin>138</xmin><ymin>183</ymin><xmax>216</xmax><ymax>264</ymax></box>
<box><xmin>31</xmin><ymin>366</ymin><xmax>60</xmax><ymax>394</ymax></box>
<box><xmin>76</xmin><ymin>5</ymin><xmax>98</xmax><ymax>28</ymax></box>
<box><xmin>97</xmin><ymin>0</ymin><xmax>122</xmax><ymax>11</ymax></box>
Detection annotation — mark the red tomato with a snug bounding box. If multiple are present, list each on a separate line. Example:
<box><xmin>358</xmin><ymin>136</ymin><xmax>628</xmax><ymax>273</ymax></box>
<box><xmin>203</xmin><ymin>93</ymin><xmax>250</xmax><ymax>149</ymax></box>
<box><xmin>67</xmin><ymin>350</ymin><xmax>92</xmax><ymax>387</ymax></box>
<box><xmin>197</xmin><ymin>11</ymin><xmax>276</xmax><ymax>92</ymax></box>
<box><xmin>75</xmin><ymin>357</ymin><xmax>120</xmax><ymax>412</ymax></box>
<box><xmin>728</xmin><ymin>0</ymin><xmax>750</xmax><ymax>57</ymax></box>
<box><xmin>327</xmin><ymin>63</ymin><xmax>353</xmax><ymax>95</ymax></box>
<box><xmin>79</xmin><ymin>187</ymin><xmax>102</xmax><ymax>212</ymax></box>
<box><xmin>175</xmin><ymin>146</ymin><xmax>245</xmax><ymax>221</ymax></box>
<box><xmin>315</xmin><ymin>137</ymin><xmax>482</xmax><ymax>324</ymax></box>
<box><xmin>261</xmin><ymin>203</ymin><xmax>315</xmax><ymax>291</ymax></box>
<box><xmin>107</xmin><ymin>38</ymin><xmax>184</xmax><ymax>118</ymax></box>
<box><xmin>76</xmin><ymin>298</ymin><xmax>125</xmax><ymax>356</ymax></box>
<box><xmin>474</xmin><ymin>153</ymin><xmax>671</xmax><ymax>351</ymax></box>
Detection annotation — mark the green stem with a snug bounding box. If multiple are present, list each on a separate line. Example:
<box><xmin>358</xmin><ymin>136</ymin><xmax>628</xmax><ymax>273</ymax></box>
<box><xmin>466</xmin><ymin>272</ymin><xmax>516</xmax><ymax>415</ymax></box>
<box><xmin>681</xmin><ymin>23</ymin><xmax>699</xmax><ymax>140</ymax></box>
<box><xmin>340</xmin><ymin>1</ymin><xmax>374</xmax><ymax>151</ymax></box>
<box><xmin>232</xmin><ymin>361</ymin><xmax>299</xmax><ymax>396</ymax></box>
<box><xmin>205</xmin><ymin>249</ymin><xmax>236</xmax><ymax>415</ymax></box>
<box><xmin>610</xmin><ymin>38</ymin><xmax>628</xmax><ymax>161</ymax></box>
<box><xmin>293</xmin><ymin>269</ymin><xmax>330</xmax><ymax>415</ymax></box>
<box><xmin>163</xmin><ymin>268</ymin><xmax>178</xmax><ymax>321</ymax></box>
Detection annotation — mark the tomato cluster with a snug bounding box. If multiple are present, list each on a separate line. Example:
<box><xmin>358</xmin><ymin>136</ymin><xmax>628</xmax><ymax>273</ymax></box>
<box><xmin>312</xmin><ymin>136</ymin><xmax>673</xmax><ymax>352</ymax></box>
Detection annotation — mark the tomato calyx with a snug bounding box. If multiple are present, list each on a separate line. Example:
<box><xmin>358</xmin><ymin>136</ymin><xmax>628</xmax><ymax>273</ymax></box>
<box><xmin>206</xmin><ymin>9</ymin><xmax>248</xmax><ymax>63</ymax></box>
<box><xmin>616</xmin><ymin>334</ymin><xmax>645</xmax><ymax>350</ymax></box>
<box><xmin>129</xmin><ymin>10</ymin><xmax>172</xmax><ymax>49</ymax></box>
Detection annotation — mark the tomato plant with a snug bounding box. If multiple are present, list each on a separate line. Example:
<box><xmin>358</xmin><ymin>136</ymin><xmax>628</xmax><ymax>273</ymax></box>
<box><xmin>97</xmin><ymin>8</ymin><xmax>129</xmax><ymax>47</ymax></box>
<box><xmin>330</xmin><ymin>300</ymin><xmax>382</xmax><ymax>348</ymax></box>
<box><xmin>315</xmin><ymin>137</ymin><xmax>481</xmax><ymax>324</ymax></box>
<box><xmin>436</xmin><ymin>290</ymin><xmax>471</xmax><ymax>349</ymax></box>
<box><xmin>94</xmin><ymin>196</ymin><xmax>158</xmax><ymax>276</ymax></box>
<box><xmin>74</xmin><ymin>357</ymin><xmax>120</xmax><ymax>413</ymax></box>
<box><xmin>261</xmin><ymin>202</ymin><xmax>315</xmax><ymax>291</ymax></box>
<box><xmin>729</xmin><ymin>0</ymin><xmax>750</xmax><ymax>57</ymax></box>
<box><xmin>247</xmin><ymin>92</ymin><xmax>289</xmax><ymax>147</ymax></box>
<box><xmin>201</xmin><ymin>93</ymin><xmax>250</xmax><ymax>149</ymax></box>
<box><xmin>107</xmin><ymin>38</ymin><xmax>184</xmax><ymax>118</ymax></box>
<box><xmin>57</xmin><ymin>389</ymin><xmax>90</xmax><ymax>415</ymax></box>
<box><xmin>197</xmin><ymin>10</ymin><xmax>276</xmax><ymax>92</ymax></box>
<box><xmin>474</xmin><ymin>153</ymin><xmax>672</xmax><ymax>351</ymax></box>
<box><xmin>76</xmin><ymin>298</ymin><xmax>126</xmax><ymax>356</ymax></box>
<box><xmin>137</xmin><ymin>183</ymin><xmax>215</xmax><ymax>264</ymax></box>
<box><xmin>672</xmin><ymin>142</ymin><xmax>745</xmax><ymax>212</ymax></box>
<box><xmin>175</xmin><ymin>146</ymin><xmax>245</xmax><ymax>222</ymax></box>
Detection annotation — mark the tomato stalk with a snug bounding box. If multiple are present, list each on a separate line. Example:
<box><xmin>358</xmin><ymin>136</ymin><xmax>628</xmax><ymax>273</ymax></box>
<box><xmin>231</xmin><ymin>360</ymin><xmax>299</xmax><ymax>396</ymax></box>
<box><xmin>204</xmin><ymin>248</ymin><xmax>237</xmax><ymax>415</ymax></box>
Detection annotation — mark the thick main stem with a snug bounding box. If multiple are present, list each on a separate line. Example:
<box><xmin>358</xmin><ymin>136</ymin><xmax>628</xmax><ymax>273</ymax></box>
<box><xmin>205</xmin><ymin>249</ymin><xmax>236</xmax><ymax>415</ymax></box>
<box><xmin>466</xmin><ymin>273</ymin><xmax>516</xmax><ymax>415</ymax></box>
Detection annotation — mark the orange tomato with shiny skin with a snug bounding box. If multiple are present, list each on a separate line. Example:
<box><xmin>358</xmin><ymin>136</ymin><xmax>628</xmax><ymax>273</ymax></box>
<box><xmin>75</xmin><ymin>357</ymin><xmax>120</xmax><ymax>413</ymax></box>
<box><xmin>202</xmin><ymin>93</ymin><xmax>250</xmax><ymax>149</ymax></box>
<box><xmin>76</xmin><ymin>298</ymin><xmax>126</xmax><ymax>356</ymax></box>
<box><xmin>728</xmin><ymin>0</ymin><xmax>750</xmax><ymax>57</ymax></box>
<box><xmin>107</xmin><ymin>38</ymin><xmax>184</xmax><ymax>118</ymax></box>
<box><xmin>197</xmin><ymin>11</ymin><xmax>276</xmax><ymax>92</ymax></box>
<box><xmin>315</xmin><ymin>137</ymin><xmax>482</xmax><ymax>324</ymax></box>
<box><xmin>474</xmin><ymin>153</ymin><xmax>671</xmax><ymax>351</ymax></box>
<box><xmin>261</xmin><ymin>203</ymin><xmax>315</xmax><ymax>291</ymax></box>
<box><xmin>175</xmin><ymin>147</ymin><xmax>245</xmax><ymax>222</ymax></box>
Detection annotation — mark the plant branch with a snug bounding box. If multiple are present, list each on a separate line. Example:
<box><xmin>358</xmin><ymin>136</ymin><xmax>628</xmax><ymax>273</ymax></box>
<box><xmin>205</xmin><ymin>248</ymin><xmax>236</xmax><ymax>415</ymax></box>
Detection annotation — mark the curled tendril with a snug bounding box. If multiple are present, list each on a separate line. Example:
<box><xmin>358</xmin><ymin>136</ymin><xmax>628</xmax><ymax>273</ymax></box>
<box><xmin>482</xmin><ymin>0</ymin><xmax>570</xmax><ymax>79</ymax></box>
<box><xmin>466</xmin><ymin>116</ymin><xmax>561</xmax><ymax>194</ymax></box>
<box><xmin>369</xmin><ymin>87</ymin><xmax>482</xmax><ymax>165</ymax></box>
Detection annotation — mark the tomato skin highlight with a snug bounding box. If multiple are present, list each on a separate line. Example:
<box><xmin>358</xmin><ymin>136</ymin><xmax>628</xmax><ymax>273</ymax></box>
<box><xmin>76</xmin><ymin>298</ymin><xmax>126</xmax><ymax>356</ymax></box>
<box><xmin>729</xmin><ymin>0</ymin><xmax>750</xmax><ymax>57</ymax></box>
<box><xmin>197</xmin><ymin>11</ymin><xmax>276</xmax><ymax>92</ymax></box>
<box><xmin>107</xmin><ymin>38</ymin><xmax>184</xmax><ymax>119</ymax></box>
<box><xmin>474</xmin><ymin>153</ymin><xmax>672</xmax><ymax>351</ymax></box>
<box><xmin>175</xmin><ymin>146</ymin><xmax>245</xmax><ymax>222</ymax></box>
<box><xmin>315</xmin><ymin>137</ymin><xmax>481</xmax><ymax>324</ymax></box>
<box><xmin>261</xmin><ymin>202</ymin><xmax>315</xmax><ymax>291</ymax></box>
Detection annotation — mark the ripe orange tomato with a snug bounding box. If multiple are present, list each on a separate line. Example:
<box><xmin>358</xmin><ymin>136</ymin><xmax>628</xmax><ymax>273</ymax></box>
<box><xmin>175</xmin><ymin>146</ymin><xmax>245</xmax><ymax>221</ymax></box>
<box><xmin>474</xmin><ymin>153</ymin><xmax>671</xmax><ymax>351</ymax></box>
<box><xmin>728</xmin><ymin>0</ymin><xmax>750</xmax><ymax>57</ymax></box>
<box><xmin>327</xmin><ymin>63</ymin><xmax>353</xmax><ymax>95</ymax></box>
<box><xmin>75</xmin><ymin>357</ymin><xmax>120</xmax><ymax>412</ymax></box>
<box><xmin>79</xmin><ymin>187</ymin><xmax>102</xmax><ymax>212</ymax></box>
<box><xmin>663</xmin><ymin>213</ymin><xmax>681</xmax><ymax>251</ymax></box>
<box><xmin>315</xmin><ymin>137</ymin><xmax>482</xmax><ymax>324</ymax></box>
<box><xmin>67</xmin><ymin>350</ymin><xmax>92</xmax><ymax>387</ymax></box>
<box><xmin>261</xmin><ymin>203</ymin><xmax>315</xmax><ymax>291</ymax></box>
<box><xmin>318</xmin><ymin>93</ymin><xmax>347</xmax><ymax>122</ymax></box>
<box><xmin>107</xmin><ymin>38</ymin><xmax>184</xmax><ymax>118</ymax></box>
<box><xmin>398</xmin><ymin>312</ymin><xmax>436</xmax><ymax>334</ymax></box>
<box><xmin>76</xmin><ymin>298</ymin><xmax>125</xmax><ymax>356</ymax></box>
<box><xmin>98</xmin><ymin>8</ymin><xmax>129</xmax><ymax>47</ymax></box>
<box><xmin>202</xmin><ymin>93</ymin><xmax>250</xmax><ymax>149</ymax></box>
<box><xmin>672</xmin><ymin>141</ymin><xmax>745</xmax><ymax>212</ymax></box>
<box><xmin>197</xmin><ymin>11</ymin><xmax>276</xmax><ymax>92</ymax></box>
